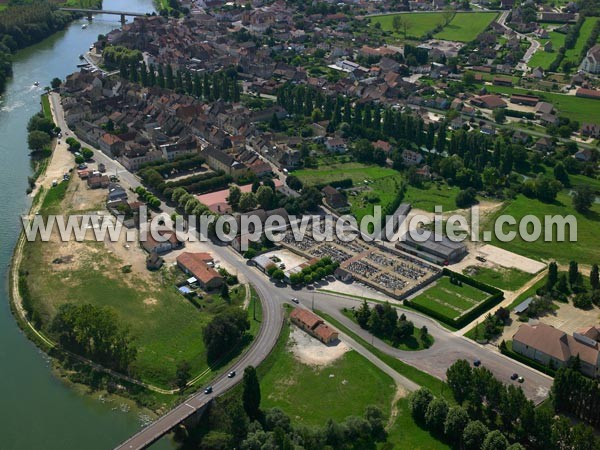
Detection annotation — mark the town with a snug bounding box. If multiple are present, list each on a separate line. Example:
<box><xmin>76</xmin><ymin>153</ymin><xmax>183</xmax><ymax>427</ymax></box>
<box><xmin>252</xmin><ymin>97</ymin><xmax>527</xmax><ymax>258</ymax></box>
<box><xmin>3</xmin><ymin>0</ymin><xmax>600</xmax><ymax>449</ymax></box>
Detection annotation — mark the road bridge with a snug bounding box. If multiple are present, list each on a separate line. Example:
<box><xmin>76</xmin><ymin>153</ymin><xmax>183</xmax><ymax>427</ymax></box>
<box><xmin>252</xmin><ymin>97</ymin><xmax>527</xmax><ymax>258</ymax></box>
<box><xmin>59</xmin><ymin>8</ymin><xmax>146</xmax><ymax>24</ymax></box>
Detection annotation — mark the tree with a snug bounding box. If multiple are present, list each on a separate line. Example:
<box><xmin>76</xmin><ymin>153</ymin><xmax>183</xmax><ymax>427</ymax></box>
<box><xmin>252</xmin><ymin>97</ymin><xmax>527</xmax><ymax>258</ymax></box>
<box><xmin>456</xmin><ymin>188</ymin><xmax>477</xmax><ymax>208</ymax></box>
<box><xmin>28</xmin><ymin>130</ymin><xmax>51</xmax><ymax>151</ymax></box>
<box><xmin>228</xmin><ymin>185</ymin><xmax>242</xmax><ymax>210</ymax></box>
<box><xmin>270</xmin><ymin>112</ymin><xmax>282</xmax><ymax>131</ymax></box>
<box><xmin>425</xmin><ymin>397</ymin><xmax>449</xmax><ymax>435</ymax></box>
<box><xmin>355</xmin><ymin>300</ymin><xmax>371</xmax><ymax>329</ymax></box>
<box><xmin>463</xmin><ymin>420</ymin><xmax>489</xmax><ymax>450</ymax></box>
<box><xmin>553</xmin><ymin>162</ymin><xmax>570</xmax><ymax>187</ymax></box>
<box><xmin>446</xmin><ymin>360</ymin><xmax>472</xmax><ymax>403</ymax></box>
<box><xmin>200</xmin><ymin>431</ymin><xmax>232</xmax><ymax>450</ymax></box>
<box><xmin>286</xmin><ymin>175</ymin><xmax>303</xmax><ymax>191</ymax></box>
<box><xmin>221</xmin><ymin>282</ymin><xmax>230</xmax><ymax>299</ymax></box>
<box><xmin>175</xmin><ymin>360</ymin><xmax>191</xmax><ymax>391</ymax></box>
<box><xmin>572</xmin><ymin>185</ymin><xmax>594</xmax><ymax>213</ymax></box>
<box><xmin>256</xmin><ymin>185</ymin><xmax>274</xmax><ymax>209</ymax></box>
<box><xmin>547</xmin><ymin>261</ymin><xmax>558</xmax><ymax>290</ymax></box>
<box><xmin>239</xmin><ymin>192</ymin><xmax>258</xmax><ymax>211</ymax></box>
<box><xmin>408</xmin><ymin>388</ymin><xmax>433</xmax><ymax>423</ymax></box>
<box><xmin>442</xmin><ymin>7</ymin><xmax>455</xmax><ymax>26</ymax></box>
<box><xmin>493</xmin><ymin>108</ymin><xmax>506</xmax><ymax>124</ymax></box>
<box><xmin>568</xmin><ymin>260</ymin><xmax>579</xmax><ymax>286</ymax></box>
<box><xmin>444</xmin><ymin>406</ymin><xmax>469</xmax><ymax>444</ymax></box>
<box><xmin>242</xmin><ymin>366</ymin><xmax>261</xmax><ymax>420</ymax></box>
<box><xmin>481</xmin><ymin>430</ymin><xmax>509</xmax><ymax>450</ymax></box>
<box><xmin>81</xmin><ymin>147</ymin><xmax>93</xmax><ymax>160</ymax></box>
<box><xmin>203</xmin><ymin>309</ymin><xmax>250</xmax><ymax>362</ymax></box>
<box><xmin>51</xmin><ymin>77</ymin><xmax>61</xmax><ymax>89</ymax></box>
<box><xmin>590</xmin><ymin>264</ymin><xmax>599</xmax><ymax>290</ymax></box>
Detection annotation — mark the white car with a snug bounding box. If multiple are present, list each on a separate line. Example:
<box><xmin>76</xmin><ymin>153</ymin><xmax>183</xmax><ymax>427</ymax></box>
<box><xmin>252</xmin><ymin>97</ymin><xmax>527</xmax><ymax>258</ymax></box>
<box><xmin>291</xmin><ymin>297</ymin><xmax>299</xmax><ymax>304</ymax></box>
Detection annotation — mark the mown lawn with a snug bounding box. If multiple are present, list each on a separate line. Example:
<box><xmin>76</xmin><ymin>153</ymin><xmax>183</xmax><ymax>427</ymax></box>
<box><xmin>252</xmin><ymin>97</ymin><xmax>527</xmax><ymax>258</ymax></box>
<box><xmin>370</xmin><ymin>12</ymin><xmax>449</xmax><ymax>39</ymax></box>
<box><xmin>465</xmin><ymin>266</ymin><xmax>536</xmax><ymax>291</ymax></box>
<box><xmin>292</xmin><ymin>162</ymin><xmax>398</xmax><ymax>186</ymax></box>
<box><xmin>485</xmin><ymin>192</ymin><xmax>600</xmax><ymax>265</ymax></box>
<box><xmin>434</xmin><ymin>12</ymin><xmax>498</xmax><ymax>42</ymax></box>
<box><xmin>411</xmin><ymin>277</ymin><xmax>489</xmax><ymax>320</ymax></box>
<box><xmin>562</xmin><ymin>17</ymin><xmax>600</xmax><ymax>68</ymax></box>
<box><xmin>403</xmin><ymin>183</ymin><xmax>460</xmax><ymax>213</ymax></box>
<box><xmin>259</xmin><ymin>318</ymin><xmax>395</xmax><ymax>426</ymax></box>
<box><xmin>528</xmin><ymin>32</ymin><xmax>565</xmax><ymax>69</ymax></box>
<box><xmin>41</xmin><ymin>94</ymin><xmax>52</xmax><ymax>121</ymax></box>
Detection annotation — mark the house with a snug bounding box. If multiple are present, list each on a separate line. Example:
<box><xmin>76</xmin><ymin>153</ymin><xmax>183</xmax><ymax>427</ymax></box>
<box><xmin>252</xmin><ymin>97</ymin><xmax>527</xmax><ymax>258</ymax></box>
<box><xmin>531</xmin><ymin>67</ymin><xmax>544</xmax><ymax>79</ymax></box>
<box><xmin>493</xmin><ymin>76</ymin><xmax>513</xmax><ymax>87</ymax></box>
<box><xmin>202</xmin><ymin>147</ymin><xmax>248</xmax><ymax>179</ymax></box>
<box><xmin>401</xmin><ymin>149</ymin><xmax>424</xmax><ymax>166</ymax></box>
<box><xmin>176</xmin><ymin>252</ymin><xmax>223</xmax><ymax>290</ymax></box>
<box><xmin>540</xmin><ymin>113</ymin><xmax>559</xmax><ymax>126</ymax></box>
<box><xmin>511</xmin><ymin>94</ymin><xmax>539</xmax><ymax>106</ymax></box>
<box><xmin>535</xmin><ymin>101</ymin><xmax>554</xmax><ymax>116</ymax></box>
<box><xmin>107</xmin><ymin>184</ymin><xmax>128</xmax><ymax>203</ymax></box>
<box><xmin>322</xmin><ymin>185</ymin><xmax>348</xmax><ymax>209</ymax></box>
<box><xmin>581</xmin><ymin>45</ymin><xmax>600</xmax><ymax>74</ymax></box>
<box><xmin>470</xmin><ymin>94</ymin><xmax>507</xmax><ymax>109</ymax></box>
<box><xmin>372</xmin><ymin>140</ymin><xmax>392</xmax><ymax>154</ymax></box>
<box><xmin>290</xmin><ymin>307</ymin><xmax>339</xmax><ymax>345</ymax></box>
<box><xmin>544</xmin><ymin>41</ymin><xmax>553</xmax><ymax>52</ymax></box>
<box><xmin>581</xmin><ymin>123</ymin><xmax>600</xmax><ymax>138</ymax></box>
<box><xmin>513</xmin><ymin>323</ymin><xmax>600</xmax><ymax>378</ymax></box>
<box><xmin>146</xmin><ymin>250</ymin><xmax>164</xmax><ymax>271</ymax></box>
<box><xmin>575</xmin><ymin>148</ymin><xmax>593</xmax><ymax>162</ymax></box>
<box><xmin>325</xmin><ymin>137</ymin><xmax>347</xmax><ymax>154</ymax></box>
<box><xmin>512</xmin><ymin>130</ymin><xmax>530</xmax><ymax>144</ymax></box>
<box><xmin>98</xmin><ymin>133</ymin><xmax>125</xmax><ymax>157</ymax></box>
<box><xmin>534</xmin><ymin>137</ymin><xmax>554</xmax><ymax>152</ymax></box>
<box><xmin>87</xmin><ymin>174</ymin><xmax>109</xmax><ymax>189</ymax></box>
<box><xmin>141</xmin><ymin>229</ymin><xmax>183</xmax><ymax>254</ymax></box>
<box><xmin>576</xmin><ymin>88</ymin><xmax>600</xmax><ymax>100</ymax></box>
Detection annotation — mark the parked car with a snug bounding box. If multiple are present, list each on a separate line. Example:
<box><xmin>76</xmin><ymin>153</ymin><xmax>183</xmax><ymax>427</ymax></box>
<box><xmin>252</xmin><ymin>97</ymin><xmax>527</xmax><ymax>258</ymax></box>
<box><xmin>473</xmin><ymin>359</ymin><xmax>481</xmax><ymax>367</ymax></box>
<box><xmin>227</xmin><ymin>371</ymin><xmax>236</xmax><ymax>378</ymax></box>
<box><xmin>204</xmin><ymin>386</ymin><xmax>213</xmax><ymax>394</ymax></box>
<box><xmin>476</xmin><ymin>256</ymin><xmax>487</xmax><ymax>262</ymax></box>
<box><xmin>291</xmin><ymin>297</ymin><xmax>299</xmax><ymax>304</ymax></box>
<box><xmin>518</xmin><ymin>376</ymin><xmax>524</xmax><ymax>383</ymax></box>
<box><xmin>511</xmin><ymin>373</ymin><xmax>518</xmax><ymax>380</ymax></box>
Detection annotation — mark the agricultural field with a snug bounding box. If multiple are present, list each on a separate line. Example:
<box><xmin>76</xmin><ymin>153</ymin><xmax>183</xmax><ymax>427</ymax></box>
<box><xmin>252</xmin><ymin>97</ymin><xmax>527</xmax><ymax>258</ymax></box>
<box><xmin>485</xmin><ymin>192</ymin><xmax>600</xmax><ymax>265</ymax></box>
<box><xmin>434</xmin><ymin>12</ymin><xmax>498</xmax><ymax>42</ymax></box>
<box><xmin>410</xmin><ymin>277</ymin><xmax>490</xmax><ymax>320</ymax></box>
<box><xmin>528</xmin><ymin>32</ymin><xmax>566</xmax><ymax>69</ymax></box>
<box><xmin>464</xmin><ymin>266</ymin><xmax>535</xmax><ymax>291</ymax></box>
<box><xmin>370</xmin><ymin>11</ymin><xmax>497</xmax><ymax>42</ymax></box>
<box><xmin>484</xmin><ymin>85</ymin><xmax>600</xmax><ymax>123</ymax></box>
<box><xmin>258</xmin><ymin>319</ymin><xmax>395</xmax><ymax>426</ymax></box>
<box><xmin>292</xmin><ymin>162</ymin><xmax>398</xmax><ymax>186</ymax></box>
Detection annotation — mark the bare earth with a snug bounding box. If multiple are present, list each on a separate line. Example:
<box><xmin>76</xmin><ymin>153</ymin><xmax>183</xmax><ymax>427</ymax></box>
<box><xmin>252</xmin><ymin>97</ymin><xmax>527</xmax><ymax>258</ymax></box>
<box><xmin>289</xmin><ymin>325</ymin><xmax>350</xmax><ymax>366</ymax></box>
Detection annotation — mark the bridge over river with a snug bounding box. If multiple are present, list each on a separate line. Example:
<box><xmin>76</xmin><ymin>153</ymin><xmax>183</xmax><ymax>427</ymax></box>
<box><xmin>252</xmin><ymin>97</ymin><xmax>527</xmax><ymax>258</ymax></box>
<box><xmin>59</xmin><ymin>8</ymin><xmax>147</xmax><ymax>24</ymax></box>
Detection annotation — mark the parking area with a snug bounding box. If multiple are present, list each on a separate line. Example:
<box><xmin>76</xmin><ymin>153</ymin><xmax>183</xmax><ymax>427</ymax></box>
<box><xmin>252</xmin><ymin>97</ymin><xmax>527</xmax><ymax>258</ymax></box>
<box><xmin>452</xmin><ymin>244</ymin><xmax>545</xmax><ymax>275</ymax></box>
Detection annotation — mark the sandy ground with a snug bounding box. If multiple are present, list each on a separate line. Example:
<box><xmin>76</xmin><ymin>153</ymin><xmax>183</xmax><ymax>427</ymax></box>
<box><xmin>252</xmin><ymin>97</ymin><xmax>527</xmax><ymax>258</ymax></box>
<box><xmin>478</xmin><ymin>244</ymin><xmax>545</xmax><ymax>274</ymax></box>
<box><xmin>289</xmin><ymin>325</ymin><xmax>350</xmax><ymax>367</ymax></box>
<box><xmin>318</xmin><ymin>278</ymin><xmax>393</xmax><ymax>302</ymax></box>
<box><xmin>259</xmin><ymin>249</ymin><xmax>308</xmax><ymax>271</ymax></box>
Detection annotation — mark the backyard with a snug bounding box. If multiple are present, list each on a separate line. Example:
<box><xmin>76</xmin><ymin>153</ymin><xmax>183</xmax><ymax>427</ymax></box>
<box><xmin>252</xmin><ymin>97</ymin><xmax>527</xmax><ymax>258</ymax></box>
<box><xmin>292</xmin><ymin>162</ymin><xmax>398</xmax><ymax>186</ymax></box>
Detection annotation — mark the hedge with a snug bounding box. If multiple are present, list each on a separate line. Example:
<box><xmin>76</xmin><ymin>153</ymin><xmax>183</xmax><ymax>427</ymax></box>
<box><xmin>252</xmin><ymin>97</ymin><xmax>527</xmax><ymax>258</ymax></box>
<box><xmin>404</xmin><ymin>269</ymin><xmax>504</xmax><ymax>329</ymax></box>
<box><xmin>501</xmin><ymin>341</ymin><xmax>556</xmax><ymax>377</ymax></box>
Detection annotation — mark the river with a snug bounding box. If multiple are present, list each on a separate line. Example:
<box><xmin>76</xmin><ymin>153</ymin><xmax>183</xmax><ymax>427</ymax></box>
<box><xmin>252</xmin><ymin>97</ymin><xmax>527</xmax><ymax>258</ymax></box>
<box><xmin>0</xmin><ymin>2</ymin><xmax>173</xmax><ymax>449</ymax></box>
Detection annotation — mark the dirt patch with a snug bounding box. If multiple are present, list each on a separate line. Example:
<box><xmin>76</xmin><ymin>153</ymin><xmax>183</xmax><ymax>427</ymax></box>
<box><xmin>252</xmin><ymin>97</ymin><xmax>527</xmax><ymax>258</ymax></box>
<box><xmin>289</xmin><ymin>325</ymin><xmax>350</xmax><ymax>367</ymax></box>
<box><xmin>387</xmin><ymin>384</ymin><xmax>409</xmax><ymax>430</ymax></box>
<box><xmin>144</xmin><ymin>298</ymin><xmax>158</xmax><ymax>306</ymax></box>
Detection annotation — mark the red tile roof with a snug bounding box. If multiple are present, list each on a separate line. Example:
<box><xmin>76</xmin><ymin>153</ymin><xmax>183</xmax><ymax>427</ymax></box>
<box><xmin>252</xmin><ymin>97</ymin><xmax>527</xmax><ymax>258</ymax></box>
<box><xmin>176</xmin><ymin>252</ymin><xmax>222</xmax><ymax>285</ymax></box>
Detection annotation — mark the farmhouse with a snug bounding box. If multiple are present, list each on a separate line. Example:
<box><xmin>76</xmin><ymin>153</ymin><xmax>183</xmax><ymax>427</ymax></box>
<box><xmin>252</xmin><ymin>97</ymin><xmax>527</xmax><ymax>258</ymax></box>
<box><xmin>470</xmin><ymin>94</ymin><xmax>507</xmax><ymax>109</ymax></box>
<box><xmin>513</xmin><ymin>323</ymin><xmax>600</xmax><ymax>378</ymax></box>
<box><xmin>581</xmin><ymin>44</ymin><xmax>600</xmax><ymax>74</ymax></box>
<box><xmin>141</xmin><ymin>229</ymin><xmax>183</xmax><ymax>254</ymax></box>
<box><xmin>322</xmin><ymin>185</ymin><xmax>348</xmax><ymax>209</ymax></box>
<box><xmin>176</xmin><ymin>252</ymin><xmax>223</xmax><ymax>290</ymax></box>
<box><xmin>290</xmin><ymin>307</ymin><xmax>339</xmax><ymax>345</ymax></box>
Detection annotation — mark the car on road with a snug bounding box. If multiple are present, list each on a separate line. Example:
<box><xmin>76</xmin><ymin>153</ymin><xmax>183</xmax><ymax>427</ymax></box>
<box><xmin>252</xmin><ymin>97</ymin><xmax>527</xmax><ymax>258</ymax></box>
<box><xmin>204</xmin><ymin>386</ymin><xmax>213</xmax><ymax>394</ymax></box>
<box><xmin>291</xmin><ymin>297</ymin><xmax>299</xmax><ymax>304</ymax></box>
<box><xmin>511</xmin><ymin>373</ymin><xmax>518</xmax><ymax>380</ymax></box>
<box><xmin>227</xmin><ymin>371</ymin><xmax>236</xmax><ymax>378</ymax></box>
<box><xmin>476</xmin><ymin>256</ymin><xmax>487</xmax><ymax>262</ymax></box>
<box><xmin>473</xmin><ymin>359</ymin><xmax>481</xmax><ymax>367</ymax></box>
<box><xmin>518</xmin><ymin>376</ymin><xmax>524</xmax><ymax>383</ymax></box>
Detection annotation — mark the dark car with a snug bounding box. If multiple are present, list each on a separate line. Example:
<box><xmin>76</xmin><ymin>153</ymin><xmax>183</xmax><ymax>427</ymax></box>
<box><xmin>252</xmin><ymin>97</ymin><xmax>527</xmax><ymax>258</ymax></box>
<box><xmin>227</xmin><ymin>371</ymin><xmax>236</xmax><ymax>378</ymax></box>
<box><xmin>511</xmin><ymin>373</ymin><xmax>518</xmax><ymax>380</ymax></box>
<box><xmin>473</xmin><ymin>359</ymin><xmax>481</xmax><ymax>367</ymax></box>
<box><xmin>204</xmin><ymin>386</ymin><xmax>213</xmax><ymax>394</ymax></box>
<box><xmin>476</xmin><ymin>256</ymin><xmax>487</xmax><ymax>262</ymax></box>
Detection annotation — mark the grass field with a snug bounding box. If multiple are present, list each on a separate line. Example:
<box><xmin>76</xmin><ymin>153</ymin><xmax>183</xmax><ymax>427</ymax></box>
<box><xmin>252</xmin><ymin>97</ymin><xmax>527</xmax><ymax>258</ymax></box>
<box><xmin>292</xmin><ymin>162</ymin><xmax>398</xmax><ymax>186</ymax></box>
<box><xmin>434</xmin><ymin>12</ymin><xmax>498</xmax><ymax>42</ymax></box>
<box><xmin>349</xmin><ymin>172</ymin><xmax>404</xmax><ymax>222</ymax></box>
<box><xmin>485</xmin><ymin>192</ymin><xmax>600</xmax><ymax>265</ymax></box>
<box><xmin>258</xmin><ymin>318</ymin><xmax>395</xmax><ymax>426</ymax></box>
<box><xmin>41</xmin><ymin>94</ymin><xmax>52</xmax><ymax>121</ymax></box>
<box><xmin>370</xmin><ymin>12</ymin><xmax>496</xmax><ymax>42</ymax></box>
<box><xmin>528</xmin><ymin>32</ymin><xmax>566</xmax><ymax>69</ymax></box>
<box><xmin>403</xmin><ymin>183</ymin><xmax>460</xmax><ymax>212</ymax></box>
<box><xmin>483</xmin><ymin>85</ymin><xmax>600</xmax><ymax>124</ymax></box>
<box><xmin>410</xmin><ymin>277</ymin><xmax>490</xmax><ymax>320</ymax></box>
<box><xmin>562</xmin><ymin>17</ymin><xmax>600</xmax><ymax>68</ymax></box>
<box><xmin>465</xmin><ymin>266</ymin><xmax>535</xmax><ymax>291</ymax></box>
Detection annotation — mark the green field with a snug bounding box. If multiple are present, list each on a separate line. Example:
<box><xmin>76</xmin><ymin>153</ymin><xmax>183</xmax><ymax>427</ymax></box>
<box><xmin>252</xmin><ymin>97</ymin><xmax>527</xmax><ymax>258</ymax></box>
<box><xmin>528</xmin><ymin>32</ymin><xmax>566</xmax><ymax>69</ymax></box>
<box><xmin>41</xmin><ymin>94</ymin><xmax>52</xmax><ymax>121</ymax></box>
<box><xmin>563</xmin><ymin>17</ymin><xmax>600</xmax><ymax>68</ymax></box>
<box><xmin>370</xmin><ymin>12</ymin><xmax>496</xmax><ymax>42</ymax></box>
<box><xmin>292</xmin><ymin>162</ymin><xmax>398</xmax><ymax>186</ymax></box>
<box><xmin>410</xmin><ymin>277</ymin><xmax>490</xmax><ymax>320</ymax></box>
<box><xmin>485</xmin><ymin>192</ymin><xmax>600</xmax><ymax>265</ymax></box>
<box><xmin>434</xmin><ymin>12</ymin><xmax>498</xmax><ymax>42</ymax></box>
<box><xmin>484</xmin><ymin>85</ymin><xmax>600</xmax><ymax>123</ymax></box>
<box><xmin>403</xmin><ymin>183</ymin><xmax>460</xmax><ymax>212</ymax></box>
<box><xmin>258</xmin><ymin>318</ymin><xmax>394</xmax><ymax>426</ymax></box>
<box><xmin>465</xmin><ymin>266</ymin><xmax>536</xmax><ymax>291</ymax></box>
<box><xmin>349</xmin><ymin>172</ymin><xmax>404</xmax><ymax>222</ymax></box>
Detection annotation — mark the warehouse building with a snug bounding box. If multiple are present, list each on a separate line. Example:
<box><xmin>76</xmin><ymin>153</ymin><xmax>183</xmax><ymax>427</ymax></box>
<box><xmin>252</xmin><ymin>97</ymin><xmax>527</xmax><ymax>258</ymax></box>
<box><xmin>396</xmin><ymin>232</ymin><xmax>467</xmax><ymax>265</ymax></box>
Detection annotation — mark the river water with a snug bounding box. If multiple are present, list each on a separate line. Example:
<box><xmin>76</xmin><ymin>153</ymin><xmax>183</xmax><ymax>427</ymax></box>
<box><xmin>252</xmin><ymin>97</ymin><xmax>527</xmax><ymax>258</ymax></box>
<box><xmin>0</xmin><ymin>2</ymin><xmax>173</xmax><ymax>449</ymax></box>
